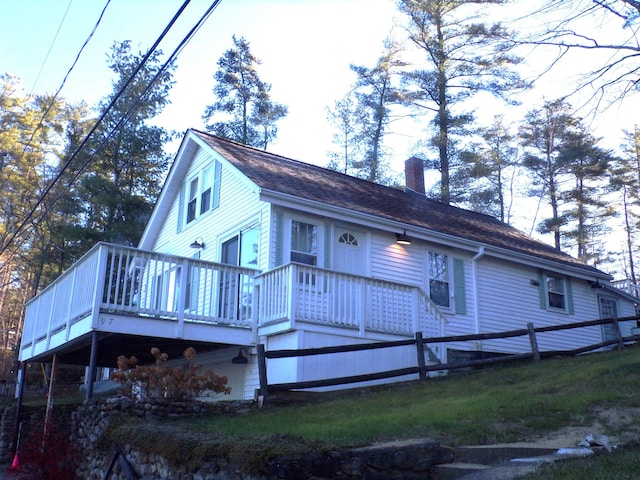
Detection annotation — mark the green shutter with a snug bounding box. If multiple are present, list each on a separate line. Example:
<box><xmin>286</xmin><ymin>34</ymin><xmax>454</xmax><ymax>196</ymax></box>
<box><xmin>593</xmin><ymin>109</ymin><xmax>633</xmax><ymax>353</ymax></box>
<box><xmin>212</xmin><ymin>160</ymin><xmax>222</xmax><ymax>210</ymax></box>
<box><xmin>324</xmin><ymin>223</ymin><xmax>331</xmax><ymax>268</ymax></box>
<box><xmin>566</xmin><ymin>278</ymin><xmax>574</xmax><ymax>314</ymax></box>
<box><xmin>176</xmin><ymin>184</ymin><xmax>185</xmax><ymax>233</ymax></box>
<box><xmin>453</xmin><ymin>258</ymin><xmax>467</xmax><ymax>315</ymax></box>
<box><xmin>537</xmin><ymin>271</ymin><xmax>547</xmax><ymax>309</ymax></box>
<box><xmin>275</xmin><ymin>212</ymin><xmax>284</xmax><ymax>266</ymax></box>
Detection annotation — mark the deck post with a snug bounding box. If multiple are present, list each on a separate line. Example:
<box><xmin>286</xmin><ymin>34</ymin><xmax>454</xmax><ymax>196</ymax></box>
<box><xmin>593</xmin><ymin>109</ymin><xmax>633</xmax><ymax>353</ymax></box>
<box><xmin>257</xmin><ymin>343</ymin><xmax>268</xmax><ymax>407</ymax></box>
<box><xmin>85</xmin><ymin>331</ymin><xmax>100</xmax><ymax>401</ymax></box>
<box><xmin>415</xmin><ymin>332</ymin><xmax>427</xmax><ymax>381</ymax></box>
<box><xmin>527</xmin><ymin>322</ymin><xmax>540</xmax><ymax>362</ymax></box>
<box><xmin>12</xmin><ymin>362</ymin><xmax>26</xmax><ymax>460</ymax></box>
<box><xmin>91</xmin><ymin>244</ymin><xmax>109</xmax><ymax>329</ymax></box>
<box><xmin>288</xmin><ymin>265</ymin><xmax>297</xmax><ymax>330</ymax></box>
<box><xmin>42</xmin><ymin>353</ymin><xmax>58</xmax><ymax>449</ymax></box>
<box><xmin>175</xmin><ymin>258</ymin><xmax>189</xmax><ymax>338</ymax></box>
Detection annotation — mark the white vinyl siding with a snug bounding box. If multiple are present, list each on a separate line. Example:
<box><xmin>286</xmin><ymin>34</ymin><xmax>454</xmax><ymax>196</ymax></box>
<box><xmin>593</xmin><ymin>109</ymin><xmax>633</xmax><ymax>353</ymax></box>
<box><xmin>473</xmin><ymin>258</ymin><xmax>601</xmax><ymax>354</ymax></box>
<box><xmin>154</xmin><ymin>151</ymin><xmax>266</xmax><ymax>265</ymax></box>
<box><xmin>370</xmin><ymin>235</ymin><xmax>423</xmax><ymax>286</ymax></box>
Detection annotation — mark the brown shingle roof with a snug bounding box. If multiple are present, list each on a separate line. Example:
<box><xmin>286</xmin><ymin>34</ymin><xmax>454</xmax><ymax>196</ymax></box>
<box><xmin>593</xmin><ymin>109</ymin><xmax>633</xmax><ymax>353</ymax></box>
<box><xmin>192</xmin><ymin>130</ymin><xmax>603</xmax><ymax>276</ymax></box>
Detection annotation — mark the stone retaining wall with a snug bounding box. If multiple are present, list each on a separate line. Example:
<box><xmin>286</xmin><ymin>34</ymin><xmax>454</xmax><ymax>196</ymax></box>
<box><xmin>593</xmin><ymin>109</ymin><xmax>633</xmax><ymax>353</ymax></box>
<box><xmin>73</xmin><ymin>397</ymin><xmax>454</xmax><ymax>479</ymax></box>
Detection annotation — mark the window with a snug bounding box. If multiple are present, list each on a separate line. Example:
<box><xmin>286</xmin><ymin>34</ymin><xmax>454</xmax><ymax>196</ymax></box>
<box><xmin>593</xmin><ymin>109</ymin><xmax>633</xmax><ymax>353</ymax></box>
<box><xmin>546</xmin><ymin>274</ymin><xmax>565</xmax><ymax>310</ymax></box>
<box><xmin>338</xmin><ymin>232</ymin><xmax>359</xmax><ymax>246</ymax></box>
<box><xmin>186</xmin><ymin>177</ymin><xmax>198</xmax><ymax>224</ymax></box>
<box><xmin>428</xmin><ymin>251</ymin><xmax>450</xmax><ymax>308</ymax></box>
<box><xmin>291</xmin><ymin>221</ymin><xmax>317</xmax><ymax>265</ymax></box>
<box><xmin>183</xmin><ymin>161</ymin><xmax>221</xmax><ymax>226</ymax></box>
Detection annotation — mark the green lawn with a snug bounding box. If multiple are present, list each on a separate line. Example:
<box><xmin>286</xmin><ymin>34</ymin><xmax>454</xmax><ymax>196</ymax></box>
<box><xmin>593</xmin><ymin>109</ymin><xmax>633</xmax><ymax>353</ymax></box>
<box><xmin>104</xmin><ymin>345</ymin><xmax>640</xmax><ymax>473</ymax></box>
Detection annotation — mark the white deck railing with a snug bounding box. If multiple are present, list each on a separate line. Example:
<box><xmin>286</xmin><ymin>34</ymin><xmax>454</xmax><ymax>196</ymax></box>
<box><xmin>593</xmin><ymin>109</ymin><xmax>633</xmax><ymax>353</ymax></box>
<box><xmin>612</xmin><ymin>279</ymin><xmax>640</xmax><ymax>298</ymax></box>
<box><xmin>21</xmin><ymin>246</ymin><xmax>446</xmax><ymax>358</ymax></box>
<box><xmin>257</xmin><ymin>263</ymin><xmax>446</xmax><ymax>338</ymax></box>
<box><xmin>21</xmin><ymin>243</ymin><xmax>257</xmax><ymax>350</ymax></box>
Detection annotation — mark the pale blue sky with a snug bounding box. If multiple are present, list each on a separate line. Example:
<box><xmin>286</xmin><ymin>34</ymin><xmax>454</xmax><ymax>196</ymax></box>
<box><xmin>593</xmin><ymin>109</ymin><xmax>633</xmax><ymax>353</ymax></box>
<box><xmin>1</xmin><ymin>0</ymin><xmax>398</xmax><ymax>166</ymax></box>
<box><xmin>2</xmin><ymin>0</ymin><xmax>639</xmax><ymax>272</ymax></box>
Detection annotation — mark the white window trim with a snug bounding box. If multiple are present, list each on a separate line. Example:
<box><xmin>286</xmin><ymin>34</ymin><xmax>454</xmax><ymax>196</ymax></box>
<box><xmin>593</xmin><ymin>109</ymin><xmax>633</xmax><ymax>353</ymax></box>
<box><xmin>184</xmin><ymin>160</ymin><xmax>221</xmax><ymax>227</ymax></box>
<box><xmin>545</xmin><ymin>273</ymin><xmax>567</xmax><ymax>312</ymax></box>
<box><xmin>427</xmin><ymin>250</ymin><xmax>452</xmax><ymax>310</ymax></box>
<box><xmin>284</xmin><ymin>216</ymin><xmax>323</xmax><ymax>267</ymax></box>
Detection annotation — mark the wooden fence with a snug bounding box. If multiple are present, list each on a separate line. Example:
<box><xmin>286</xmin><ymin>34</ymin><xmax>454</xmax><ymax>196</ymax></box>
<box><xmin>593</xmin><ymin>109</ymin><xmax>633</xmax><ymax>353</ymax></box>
<box><xmin>256</xmin><ymin>315</ymin><xmax>640</xmax><ymax>405</ymax></box>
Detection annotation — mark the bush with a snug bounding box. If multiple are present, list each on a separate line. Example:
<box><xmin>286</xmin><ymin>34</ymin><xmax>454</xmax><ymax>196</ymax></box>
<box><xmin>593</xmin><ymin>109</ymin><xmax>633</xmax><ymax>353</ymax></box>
<box><xmin>110</xmin><ymin>347</ymin><xmax>230</xmax><ymax>401</ymax></box>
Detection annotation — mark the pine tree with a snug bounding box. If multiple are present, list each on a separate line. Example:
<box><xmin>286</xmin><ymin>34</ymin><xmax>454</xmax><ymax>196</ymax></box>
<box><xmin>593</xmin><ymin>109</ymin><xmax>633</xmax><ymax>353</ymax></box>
<box><xmin>203</xmin><ymin>36</ymin><xmax>287</xmax><ymax>149</ymax></box>
<box><xmin>398</xmin><ymin>0</ymin><xmax>526</xmax><ymax>204</ymax></box>
<box><xmin>519</xmin><ymin>99</ymin><xmax>578</xmax><ymax>250</ymax></box>
<box><xmin>66</xmin><ymin>40</ymin><xmax>174</xmax><ymax>248</ymax></box>
<box><xmin>455</xmin><ymin>116</ymin><xmax>520</xmax><ymax>222</ymax></box>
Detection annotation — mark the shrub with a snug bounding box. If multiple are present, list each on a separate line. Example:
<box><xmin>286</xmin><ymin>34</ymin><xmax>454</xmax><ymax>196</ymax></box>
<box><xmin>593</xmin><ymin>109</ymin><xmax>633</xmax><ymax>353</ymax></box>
<box><xmin>110</xmin><ymin>347</ymin><xmax>230</xmax><ymax>401</ymax></box>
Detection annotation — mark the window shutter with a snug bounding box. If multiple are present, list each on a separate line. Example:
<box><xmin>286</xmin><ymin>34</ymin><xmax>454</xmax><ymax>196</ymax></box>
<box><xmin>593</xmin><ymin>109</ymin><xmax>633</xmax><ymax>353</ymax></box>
<box><xmin>212</xmin><ymin>160</ymin><xmax>222</xmax><ymax>210</ymax></box>
<box><xmin>275</xmin><ymin>212</ymin><xmax>284</xmax><ymax>266</ymax></box>
<box><xmin>537</xmin><ymin>271</ymin><xmax>546</xmax><ymax>309</ymax></box>
<box><xmin>566</xmin><ymin>278</ymin><xmax>574</xmax><ymax>314</ymax></box>
<box><xmin>176</xmin><ymin>184</ymin><xmax>185</xmax><ymax>233</ymax></box>
<box><xmin>324</xmin><ymin>223</ymin><xmax>331</xmax><ymax>268</ymax></box>
<box><xmin>453</xmin><ymin>258</ymin><xmax>467</xmax><ymax>315</ymax></box>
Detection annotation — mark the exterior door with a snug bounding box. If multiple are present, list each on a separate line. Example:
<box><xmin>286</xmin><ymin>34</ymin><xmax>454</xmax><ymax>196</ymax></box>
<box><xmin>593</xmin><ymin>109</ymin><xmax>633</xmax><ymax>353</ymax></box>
<box><xmin>334</xmin><ymin>229</ymin><xmax>366</xmax><ymax>276</ymax></box>
<box><xmin>599</xmin><ymin>296</ymin><xmax>618</xmax><ymax>349</ymax></box>
<box><xmin>219</xmin><ymin>226</ymin><xmax>259</xmax><ymax>320</ymax></box>
<box><xmin>333</xmin><ymin>229</ymin><xmax>366</xmax><ymax>322</ymax></box>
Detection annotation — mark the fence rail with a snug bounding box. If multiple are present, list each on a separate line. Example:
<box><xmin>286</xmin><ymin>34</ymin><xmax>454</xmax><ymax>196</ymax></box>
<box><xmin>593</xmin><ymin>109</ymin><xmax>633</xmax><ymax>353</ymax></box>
<box><xmin>256</xmin><ymin>315</ymin><xmax>640</xmax><ymax>405</ymax></box>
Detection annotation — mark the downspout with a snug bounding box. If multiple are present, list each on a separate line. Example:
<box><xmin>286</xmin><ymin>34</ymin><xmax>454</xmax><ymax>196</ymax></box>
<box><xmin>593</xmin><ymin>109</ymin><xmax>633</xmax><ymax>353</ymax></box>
<box><xmin>472</xmin><ymin>246</ymin><xmax>485</xmax><ymax>337</ymax></box>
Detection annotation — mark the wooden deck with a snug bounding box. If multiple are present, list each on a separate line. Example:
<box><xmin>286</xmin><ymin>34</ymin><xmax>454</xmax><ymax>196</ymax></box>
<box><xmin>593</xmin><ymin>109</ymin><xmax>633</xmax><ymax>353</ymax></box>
<box><xmin>19</xmin><ymin>243</ymin><xmax>447</xmax><ymax>365</ymax></box>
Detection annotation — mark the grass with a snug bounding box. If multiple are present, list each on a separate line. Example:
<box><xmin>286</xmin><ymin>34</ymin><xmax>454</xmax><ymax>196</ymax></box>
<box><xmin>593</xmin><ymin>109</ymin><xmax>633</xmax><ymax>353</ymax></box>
<box><xmin>103</xmin><ymin>346</ymin><xmax>640</xmax><ymax>472</ymax></box>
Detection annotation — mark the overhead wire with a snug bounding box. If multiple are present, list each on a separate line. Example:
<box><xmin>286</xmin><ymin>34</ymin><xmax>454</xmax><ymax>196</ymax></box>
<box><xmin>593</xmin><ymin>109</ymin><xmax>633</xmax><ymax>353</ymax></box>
<box><xmin>37</xmin><ymin>0</ymin><xmax>224</xmax><ymax>226</ymax></box>
<box><xmin>27</xmin><ymin>0</ymin><xmax>75</xmax><ymax>99</ymax></box>
<box><xmin>0</xmin><ymin>0</ymin><xmax>222</xmax><ymax>261</ymax></box>
<box><xmin>19</xmin><ymin>0</ymin><xmax>112</xmax><ymax>168</ymax></box>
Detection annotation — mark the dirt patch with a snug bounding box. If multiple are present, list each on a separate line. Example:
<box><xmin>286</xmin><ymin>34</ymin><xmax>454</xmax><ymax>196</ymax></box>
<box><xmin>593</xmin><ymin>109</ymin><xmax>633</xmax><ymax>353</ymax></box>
<box><xmin>493</xmin><ymin>407</ymin><xmax>640</xmax><ymax>449</ymax></box>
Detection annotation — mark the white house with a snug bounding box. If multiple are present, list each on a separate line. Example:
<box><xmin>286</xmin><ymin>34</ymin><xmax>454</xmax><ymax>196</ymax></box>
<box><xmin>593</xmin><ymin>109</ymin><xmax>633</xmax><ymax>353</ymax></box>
<box><xmin>19</xmin><ymin>129</ymin><xmax>638</xmax><ymax>400</ymax></box>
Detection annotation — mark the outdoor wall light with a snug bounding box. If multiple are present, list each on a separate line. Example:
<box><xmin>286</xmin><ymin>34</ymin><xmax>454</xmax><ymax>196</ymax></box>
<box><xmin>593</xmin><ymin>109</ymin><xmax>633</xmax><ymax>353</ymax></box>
<box><xmin>395</xmin><ymin>230</ymin><xmax>412</xmax><ymax>245</ymax></box>
<box><xmin>590</xmin><ymin>279</ymin><xmax>604</xmax><ymax>289</ymax></box>
<box><xmin>190</xmin><ymin>237</ymin><xmax>205</xmax><ymax>249</ymax></box>
<box><xmin>231</xmin><ymin>348</ymin><xmax>249</xmax><ymax>364</ymax></box>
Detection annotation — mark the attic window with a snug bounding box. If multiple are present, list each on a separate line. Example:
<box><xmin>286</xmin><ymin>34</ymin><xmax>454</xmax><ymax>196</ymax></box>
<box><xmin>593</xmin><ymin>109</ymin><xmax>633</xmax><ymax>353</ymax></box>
<box><xmin>338</xmin><ymin>233</ymin><xmax>359</xmax><ymax>246</ymax></box>
<box><xmin>182</xmin><ymin>160</ymin><xmax>221</xmax><ymax>227</ymax></box>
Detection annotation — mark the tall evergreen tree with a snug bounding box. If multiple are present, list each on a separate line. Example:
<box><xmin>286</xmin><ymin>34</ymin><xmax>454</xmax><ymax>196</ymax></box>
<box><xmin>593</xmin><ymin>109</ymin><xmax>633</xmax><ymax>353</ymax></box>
<box><xmin>203</xmin><ymin>36</ymin><xmax>287</xmax><ymax>149</ymax></box>
<box><xmin>326</xmin><ymin>93</ymin><xmax>366</xmax><ymax>175</ymax></box>
<box><xmin>64</xmin><ymin>40</ymin><xmax>174</xmax><ymax>249</ymax></box>
<box><xmin>610</xmin><ymin>128</ymin><xmax>640</xmax><ymax>286</ymax></box>
<box><xmin>455</xmin><ymin>116</ymin><xmax>520</xmax><ymax>222</ymax></box>
<box><xmin>519</xmin><ymin>99</ymin><xmax>579</xmax><ymax>250</ymax></box>
<box><xmin>350</xmin><ymin>39</ymin><xmax>405</xmax><ymax>184</ymax></box>
<box><xmin>559</xmin><ymin>130</ymin><xmax>615</xmax><ymax>264</ymax></box>
<box><xmin>0</xmin><ymin>75</ymin><xmax>75</xmax><ymax>348</ymax></box>
<box><xmin>398</xmin><ymin>0</ymin><xmax>526</xmax><ymax>204</ymax></box>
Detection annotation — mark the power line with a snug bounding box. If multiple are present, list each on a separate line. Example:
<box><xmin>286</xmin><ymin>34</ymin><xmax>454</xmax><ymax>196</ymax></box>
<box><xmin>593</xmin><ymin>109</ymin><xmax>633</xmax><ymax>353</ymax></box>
<box><xmin>40</xmin><ymin>0</ymin><xmax>224</xmax><ymax>224</ymax></box>
<box><xmin>0</xmin><ymin>0</ymin><xmax>196</xmax><ymax>259</ymax></box>
<box><xmin>28</xmin><ymin>0</ymin><xmax>75</xmax><ymax>98</ymax></box>
<box><xmin>17</xmin><ymin>0</ymin><xmax>112</xmax><ymax>183</ymax></box>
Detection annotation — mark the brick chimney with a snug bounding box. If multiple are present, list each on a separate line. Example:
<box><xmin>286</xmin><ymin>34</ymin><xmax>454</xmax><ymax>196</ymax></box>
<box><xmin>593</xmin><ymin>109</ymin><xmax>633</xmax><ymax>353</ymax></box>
<box><xmin>404</xmin><ymin>156</ymin><xmax>425</xmax><ymax>195</ymax></box>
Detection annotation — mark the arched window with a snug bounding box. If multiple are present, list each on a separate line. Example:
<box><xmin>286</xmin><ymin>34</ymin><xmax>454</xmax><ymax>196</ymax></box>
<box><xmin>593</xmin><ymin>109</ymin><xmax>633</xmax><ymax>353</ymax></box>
<box><xmin>338</xmin><ymin>232</ymin><xmax>359</xmax><ymax>246</ymax></box>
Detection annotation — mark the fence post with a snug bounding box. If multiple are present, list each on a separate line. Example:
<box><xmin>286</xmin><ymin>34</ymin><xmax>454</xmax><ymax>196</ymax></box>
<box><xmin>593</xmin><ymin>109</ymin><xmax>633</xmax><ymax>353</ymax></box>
<box><xmin>527</xmin><ymin>322</ymin><xmax>540</xmax><ymax>363</ymax></box>
<box><xmin>257</xmin><ymin>343</ymin><xmax>269</xmax><ymax>407</ymax></box>
<box><xmin>611</xmin><ymin>316</ymin><xmax>624</xmax><ymax>351</ymax></box>
<box><xmin>415</xmin><ymin>332</ymin><xmax>427</xmax><ymax>381</ymax></box>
